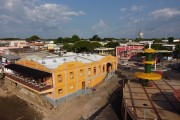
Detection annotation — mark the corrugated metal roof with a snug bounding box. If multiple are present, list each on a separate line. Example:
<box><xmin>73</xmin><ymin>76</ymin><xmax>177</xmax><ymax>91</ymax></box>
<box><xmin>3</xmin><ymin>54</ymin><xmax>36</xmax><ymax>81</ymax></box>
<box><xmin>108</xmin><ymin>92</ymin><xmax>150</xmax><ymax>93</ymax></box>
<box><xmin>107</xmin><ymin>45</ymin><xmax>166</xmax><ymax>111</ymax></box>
<box><xmin>34</xmin><ymin>54</ymin><xmax>105</xmax><ymax>69</ymax></box>
<box><xmin>1</xmin><ymin>54</ymin><xmax>20</xmax><ymax>60</ymax></box>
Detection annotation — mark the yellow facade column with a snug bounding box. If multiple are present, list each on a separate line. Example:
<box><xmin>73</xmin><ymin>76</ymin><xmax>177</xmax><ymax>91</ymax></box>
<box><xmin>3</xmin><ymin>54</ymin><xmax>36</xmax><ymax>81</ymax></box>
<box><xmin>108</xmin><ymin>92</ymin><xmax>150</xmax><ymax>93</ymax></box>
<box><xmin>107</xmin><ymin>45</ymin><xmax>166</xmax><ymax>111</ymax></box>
<box><xmin>85</xmin><ymin>64</ymin><xmax>88</xmax><ymax>90</ymax></box>
<box><xmin>76</xmin><ymin>64</ymin><xmax>78</xmax><ymax>93</ymax></box>
<box><xmin>64</xmin><ymin>70</ymin><xmax>68</xmax><ymax>101</ymax></box>
<box><xmin>51</xmin><ymin>71</ymin><xmax>56</xmax><ymax>100</ymax></box>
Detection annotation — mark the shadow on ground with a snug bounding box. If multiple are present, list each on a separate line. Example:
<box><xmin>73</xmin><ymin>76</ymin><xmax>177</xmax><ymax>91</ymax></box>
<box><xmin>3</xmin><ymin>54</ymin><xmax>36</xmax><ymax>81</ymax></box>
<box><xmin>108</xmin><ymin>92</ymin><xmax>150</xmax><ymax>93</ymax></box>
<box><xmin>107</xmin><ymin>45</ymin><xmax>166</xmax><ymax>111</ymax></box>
<box><xmin>87</xmin><ymin>71</ymin><xmax>129</xmax><ymax>120</ymax></box>
<box><xmin>87</xmin><ymin>86</ymin><xmax>123</xmax><ymax>120</ymax></box>
<box><xmin>0</xmin><ymin>95</ymin><xmax>43</xmax><ymax>120</ymax></box>
<box><xmin>151</xmin><ymin>92</ymin><xmax>180</xmax><ymax>114</ymax></box>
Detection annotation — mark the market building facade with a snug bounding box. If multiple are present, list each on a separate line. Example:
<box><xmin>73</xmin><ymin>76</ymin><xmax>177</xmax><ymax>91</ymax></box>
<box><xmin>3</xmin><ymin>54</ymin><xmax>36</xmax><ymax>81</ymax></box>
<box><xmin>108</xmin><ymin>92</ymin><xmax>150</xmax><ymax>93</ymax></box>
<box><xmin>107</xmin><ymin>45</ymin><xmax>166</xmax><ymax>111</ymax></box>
<box><xmin>4</xmin><ymin>54</ymin><xmax>117</xmax><ymax>106</ymax></box>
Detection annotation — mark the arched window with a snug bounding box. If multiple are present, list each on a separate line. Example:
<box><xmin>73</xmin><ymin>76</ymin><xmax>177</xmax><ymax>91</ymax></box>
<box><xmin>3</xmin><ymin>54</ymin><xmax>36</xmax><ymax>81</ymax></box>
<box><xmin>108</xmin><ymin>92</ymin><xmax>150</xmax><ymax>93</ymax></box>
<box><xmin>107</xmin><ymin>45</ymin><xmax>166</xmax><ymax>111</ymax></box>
<box><xmin>103</xmin><ymin>65</ymin><xmax>105</xmax><ymax>72</ymax></box>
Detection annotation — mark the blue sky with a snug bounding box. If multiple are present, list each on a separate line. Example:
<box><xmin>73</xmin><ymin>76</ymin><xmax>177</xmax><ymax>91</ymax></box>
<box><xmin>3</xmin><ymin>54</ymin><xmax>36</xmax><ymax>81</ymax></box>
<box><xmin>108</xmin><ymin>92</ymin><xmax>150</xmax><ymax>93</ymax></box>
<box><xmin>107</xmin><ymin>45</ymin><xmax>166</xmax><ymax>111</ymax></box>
<box><xmin>0</xmin><ymin>0</ymin><xmax>180</xmax><ymax>39</ymax></box>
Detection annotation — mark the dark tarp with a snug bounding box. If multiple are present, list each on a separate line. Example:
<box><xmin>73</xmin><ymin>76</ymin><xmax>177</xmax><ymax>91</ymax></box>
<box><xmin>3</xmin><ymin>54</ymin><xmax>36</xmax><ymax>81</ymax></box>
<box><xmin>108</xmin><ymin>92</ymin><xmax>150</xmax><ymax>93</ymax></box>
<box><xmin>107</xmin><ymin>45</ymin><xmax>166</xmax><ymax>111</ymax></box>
<box><xmin>5</xmin><ymin>64</ymin><xmax>51</xmax><ymax>79</ymax></box>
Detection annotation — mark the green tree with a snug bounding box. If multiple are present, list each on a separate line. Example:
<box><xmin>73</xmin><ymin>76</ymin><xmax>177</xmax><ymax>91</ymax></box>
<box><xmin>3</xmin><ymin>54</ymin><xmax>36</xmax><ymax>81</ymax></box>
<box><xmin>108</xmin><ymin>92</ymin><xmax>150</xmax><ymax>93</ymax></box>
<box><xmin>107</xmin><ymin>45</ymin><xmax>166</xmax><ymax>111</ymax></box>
<box><xmin>168</xmin><ymin>37</ymin><xmax>174</xmax><ymax>43</ymax></box>
<box><xmin>175</xmin><ymin>44</ymin><xmax>180</xmax><ymax>52</ymax></box>
<box><xmin>90</xmin><ymin>35</ymin><xmax>102</xmax><ymax>41</ymax></box>
<box><xmin>63</xmin><ymin>37</ymin><xmax>72</xmax><ymax>43</ymax></box>
<box><xmin>103</xmin><ymin>38</ymin><xmax>114</xmax><ymax>41</ymax></box>
<box><xmin>71</xmin><ymin>35</ymin><xmax>81</xmax><ymax>43</ymax></box>
<box><xmin>134</xmin><ymin>37</ymin><xmax>144</xmax><ymax>42</ymax></box>
<box><xmin>104</xmin><ymin>42</ymin><xmax>119</xmax><ymax>48</ymax></box>
<box><xmin>153</xmin><ymin>38</ymin><xmax>162</xmax><ymax>43</ymax></box>
<box><xmin>26</xmin><ymin>35</ymin><xmax>40</xmax><ymax>42</ymax></box>
<box><xmin>73</xmin><ymin>41</ymin><xmax>93</xmax><ymax>52</ymax></box>
<box><xmin>175</xmin><ymin>43</ymin><xmax>180</xmax><ymax>59</ymax></box>
<box><xmin>63</xmin><ymin>43</ymin><xmax>73</xmax><ymax>52</ymax></box>
<box><xmin>91</xmin><ymin>42</ymin><xmax>102</xmax><ymax>48</ymax></box>
<box><xmin>54</xmin><ymin>37</ymin><xmax>64</xmax><ymax>44</ymax></box>
<box><xmin>1</xmin><ymin>38</ymin><xmax>21</xmax><ymax>40</ymax></box>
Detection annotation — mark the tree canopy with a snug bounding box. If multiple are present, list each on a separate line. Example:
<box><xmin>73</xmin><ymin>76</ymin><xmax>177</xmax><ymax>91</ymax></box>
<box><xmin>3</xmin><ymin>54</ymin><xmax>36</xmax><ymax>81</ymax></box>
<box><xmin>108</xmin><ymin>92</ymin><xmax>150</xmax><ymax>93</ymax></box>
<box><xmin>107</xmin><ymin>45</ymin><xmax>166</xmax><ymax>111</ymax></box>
<box><xmin>174</xmin><ymin>43</ymin><xmax>180</xmax><ymax>58</ymax></box>
<box><xmin>73</xmin><ymin>41</ymin><xmax>93</xmax><ymax>52</ymax></box>
<box><xmin>91</xmin><ymin>42</ymin><xmax>103</xmax><ymax>48</ymax></box>
<box><xmin>0</xmin><ymin>38</ymin><xmax>21</xmax><ymax>40</ymax></box>
<box><xmin>153</xmin><ymin>38</ymin><xmax>163</xmax><ymax>43</ymax></box>
<box><xmin>54</xmin><ymin>37</ymin><xmax>64</xmax><ymax>44</ymax></box>
<box><xmin>62</xmin><ymin>41</ymin><xmax>103</xmax><ymax>53</ymax></box>
<box><xmin>26</xmin><ymin>35</ymin><xmax>40</xmax><ymax>42</ymax></box>
<box><xmin>168</xmin><ymin>37</ymin><xmax>174</xmax><ymax>43</ymax></box>
<box><xmin>54</xmin><ymin>35</ymin><xmax>81</xmax><ymax>44</ymax></box>
<box><xmin>63</xmin><ymin>43</ymin><xmax>73</xmax><ymax>52</ymax></box>
<box><xmin>71</xmin><ymin>35</ymin><xmax>81</xmax><ymax>43</ymax></box>
<box><xmin>89</xmin><ymin>35</ymin><xmax>102</xmax><ymax>41</ymax></box>
<box><xmin>104</xmin><ymin>42</ymin><xmax>119</xmax><ymax>48</ymax></box>
<box><xmin>175</xmin><ymin>43</ymin><xmax>180</xmax><ymax>52</ymax></box>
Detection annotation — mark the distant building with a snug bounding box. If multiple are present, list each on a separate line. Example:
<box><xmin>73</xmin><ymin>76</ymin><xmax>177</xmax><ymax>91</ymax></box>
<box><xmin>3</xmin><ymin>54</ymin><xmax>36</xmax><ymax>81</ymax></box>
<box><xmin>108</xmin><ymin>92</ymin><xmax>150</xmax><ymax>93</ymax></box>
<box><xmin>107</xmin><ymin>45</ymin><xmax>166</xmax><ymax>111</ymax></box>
<box><xmin>116</xmin><ymin>45</ymin><xmax>144</xmax><ymax>64</ymax></box>
<box><xmin>8</xmin><ymin>40</ymin><xmax>28</xmax><ymax>48</ymax></box>
<box><xmin>1</xmin><ymin>54</ymin><xmax>20</xmax><ymax>65</ymax></box>
<box><xmin>0</xmin><ymin>41</ymin><xmax>9</xmax><ymax>47</ymax></box>
<box><xmin>4</xmin><ymin>54</ymin><xmax>117</xmax><ymax>106</ymax></box>
<box><xmin>0</xmin><ymin>40</ymin><xmax>29</xmax><ymax>54</ymax></box>
<box><xmin>162</xmin><ymin>39</ymin><xmax>180</xmax><ymax>42</ymax></box>
<box><xmin>116</xmin><ymin>45</ymin><xmax>144</xmax><ymax>59</ymax></box>
<box><xmin>44</xmin><ymin>43</ymin><xmax>58</xmax><ymax>52</ymax></box>
<box><xmin>28</xmin><ymin>42</ymin><xmax>45</xmax><ymax>50</ymax></box>
<box><xmin>90</xmin><ymin>41</ymin><xmax>108</xmax><ymax>46</ymax></box>
<box><xmin>94</xmin><ymin>47</ymin><xmax>115</xmax><ymax>55</ymax></box>
<box><xmin>139</xmin><ymin>40</ymin><xmax>154</xmax><ymax>45</ymax></box>
<box><xmin>162</xmin><ymin>44</ymin><xmax>176</xmax><ymax>51</ymax></box>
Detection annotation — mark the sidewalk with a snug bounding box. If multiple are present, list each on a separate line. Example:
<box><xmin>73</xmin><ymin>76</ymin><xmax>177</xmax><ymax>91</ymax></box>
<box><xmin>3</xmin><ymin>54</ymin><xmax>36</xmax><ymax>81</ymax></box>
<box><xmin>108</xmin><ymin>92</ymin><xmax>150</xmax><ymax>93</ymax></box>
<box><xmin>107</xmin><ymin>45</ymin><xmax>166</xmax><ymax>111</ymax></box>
<box><xmin>43</xmin><ymin>75</ymin><xmax>120</xmax><ymax>120</ymax></box>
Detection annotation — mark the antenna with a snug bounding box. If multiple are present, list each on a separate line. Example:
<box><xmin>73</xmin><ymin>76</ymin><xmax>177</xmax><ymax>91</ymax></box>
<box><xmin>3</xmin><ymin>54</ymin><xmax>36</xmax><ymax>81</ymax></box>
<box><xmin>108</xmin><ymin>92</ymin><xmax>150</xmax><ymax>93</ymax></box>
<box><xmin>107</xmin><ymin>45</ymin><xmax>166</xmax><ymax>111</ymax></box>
<box><xmin>135</xmin><ymin>8</ymin><xmax>143</xmax><ymax>41</ymax></box>
<box><xmin>135</xmin><ymin>9</ymin><xmax>139</xmax><ymax>39</ymax></box>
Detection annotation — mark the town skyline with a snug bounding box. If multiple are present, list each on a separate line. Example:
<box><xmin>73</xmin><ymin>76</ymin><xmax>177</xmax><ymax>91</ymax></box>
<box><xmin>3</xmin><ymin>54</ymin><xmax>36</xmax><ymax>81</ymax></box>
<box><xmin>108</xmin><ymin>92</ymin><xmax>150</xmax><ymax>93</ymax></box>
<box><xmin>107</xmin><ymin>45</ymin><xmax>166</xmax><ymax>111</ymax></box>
<box><xmin>0</xmin><ymin>0</ymin><xmax>180</xmax><ymax>39</ymax></box>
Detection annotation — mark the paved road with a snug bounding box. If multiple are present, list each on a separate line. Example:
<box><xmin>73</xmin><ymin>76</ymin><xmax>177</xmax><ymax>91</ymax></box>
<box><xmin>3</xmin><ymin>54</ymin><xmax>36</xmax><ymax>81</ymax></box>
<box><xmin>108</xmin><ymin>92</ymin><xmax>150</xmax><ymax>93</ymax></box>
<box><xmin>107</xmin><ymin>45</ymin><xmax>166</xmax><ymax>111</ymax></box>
<box><xmin>119</xmin><ymin>62</ymin><xmax>180</xmax><ymax>81</ymax></box>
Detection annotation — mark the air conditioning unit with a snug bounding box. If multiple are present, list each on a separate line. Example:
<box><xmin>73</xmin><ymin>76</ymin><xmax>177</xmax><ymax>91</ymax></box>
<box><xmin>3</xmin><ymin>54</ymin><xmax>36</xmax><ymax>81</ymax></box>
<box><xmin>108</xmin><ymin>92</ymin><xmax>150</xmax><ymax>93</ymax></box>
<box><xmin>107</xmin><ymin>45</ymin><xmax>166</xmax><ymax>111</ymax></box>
<box><xmin>42</xmin><ymin>61</ymin><xmax>46</xmax><ymax>64</ymax></box>
<box><xmin>53</xmin><ymin>59</ymin><xmax>57</xmax><ymax>62</ymax></box>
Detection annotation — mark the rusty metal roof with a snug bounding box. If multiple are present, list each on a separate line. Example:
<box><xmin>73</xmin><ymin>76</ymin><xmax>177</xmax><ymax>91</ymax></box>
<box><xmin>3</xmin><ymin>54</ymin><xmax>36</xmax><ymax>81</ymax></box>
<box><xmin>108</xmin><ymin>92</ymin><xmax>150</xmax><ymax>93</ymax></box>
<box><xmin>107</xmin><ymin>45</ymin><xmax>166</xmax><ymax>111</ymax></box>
<box><xmin>123</xmin><ymin>80</ymin><xmax>180</xmax><ymax>120</ymax></box>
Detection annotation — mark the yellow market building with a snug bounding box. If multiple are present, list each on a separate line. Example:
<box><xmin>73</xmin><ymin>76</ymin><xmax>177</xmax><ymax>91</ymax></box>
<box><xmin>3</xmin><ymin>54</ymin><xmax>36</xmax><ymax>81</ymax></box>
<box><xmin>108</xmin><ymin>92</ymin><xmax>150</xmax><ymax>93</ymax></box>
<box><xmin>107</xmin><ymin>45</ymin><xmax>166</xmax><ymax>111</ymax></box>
<box><xmin>4</xmin><ymin>54</ymin><xmax>117</xmax><ymax>106</ymax></box>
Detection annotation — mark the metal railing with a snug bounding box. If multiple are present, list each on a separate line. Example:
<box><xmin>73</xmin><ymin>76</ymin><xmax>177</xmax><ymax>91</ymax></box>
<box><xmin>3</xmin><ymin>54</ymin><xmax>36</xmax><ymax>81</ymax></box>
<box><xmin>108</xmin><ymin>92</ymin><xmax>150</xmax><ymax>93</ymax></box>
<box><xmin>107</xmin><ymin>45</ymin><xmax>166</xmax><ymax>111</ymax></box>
<box><xmin>5</xmin><ymin>73</ymin><xmax>52</xmax><ymax>92</ymax></box>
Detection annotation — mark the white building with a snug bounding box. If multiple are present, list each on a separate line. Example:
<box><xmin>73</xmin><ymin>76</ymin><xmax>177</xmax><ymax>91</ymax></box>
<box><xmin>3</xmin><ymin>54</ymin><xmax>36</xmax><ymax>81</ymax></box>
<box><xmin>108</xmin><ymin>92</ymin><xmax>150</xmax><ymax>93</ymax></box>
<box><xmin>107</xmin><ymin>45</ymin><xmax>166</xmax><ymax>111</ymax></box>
<box><xmin>9</xmin><ymin>40</ymin><xmax>28</xmax><ymax>48</ymax></box>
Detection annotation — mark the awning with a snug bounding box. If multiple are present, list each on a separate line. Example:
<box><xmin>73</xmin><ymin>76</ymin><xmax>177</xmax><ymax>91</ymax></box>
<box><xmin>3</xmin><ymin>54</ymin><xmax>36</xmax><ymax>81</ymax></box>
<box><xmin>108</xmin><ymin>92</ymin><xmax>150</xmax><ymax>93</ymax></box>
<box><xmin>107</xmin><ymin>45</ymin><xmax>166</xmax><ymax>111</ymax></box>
<box><xmin>5</xmin><ymin>64</ymin><xmax>52</xmax><ymax>79</ymax></box>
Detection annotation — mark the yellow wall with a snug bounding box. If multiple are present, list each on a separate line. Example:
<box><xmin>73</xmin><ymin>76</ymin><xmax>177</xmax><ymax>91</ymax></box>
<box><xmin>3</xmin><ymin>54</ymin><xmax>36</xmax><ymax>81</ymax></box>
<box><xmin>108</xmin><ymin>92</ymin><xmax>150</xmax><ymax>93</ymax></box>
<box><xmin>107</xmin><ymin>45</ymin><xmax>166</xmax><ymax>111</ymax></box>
<box><xmin>16</xmin><ymin>55</ymin><xmax>118</xmax><ymax>100</ymax></box>
<box><xmin>16</xmin><ymin>59</ymin><xmax>52</xmax><ymax>73</ymax></box>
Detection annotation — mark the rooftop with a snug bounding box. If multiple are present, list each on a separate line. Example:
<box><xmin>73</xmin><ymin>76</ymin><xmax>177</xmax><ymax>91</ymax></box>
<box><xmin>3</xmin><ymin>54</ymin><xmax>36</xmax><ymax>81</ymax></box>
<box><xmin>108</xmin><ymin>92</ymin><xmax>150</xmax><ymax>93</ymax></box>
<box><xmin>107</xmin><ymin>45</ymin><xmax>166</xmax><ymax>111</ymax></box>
<box><xmin>25</xmin><ymin>53</ymin><xmax>105</xmax><ymax>69</ymax></box>
<box><xmin>123</xmin><ymin>80</ymin><xmax>180</xmax><ymax>120</ymax></box>
<box><xmin>1</xmin><ymin>54</ymin><xmax>20</xmax><ymax>60</ymax></box>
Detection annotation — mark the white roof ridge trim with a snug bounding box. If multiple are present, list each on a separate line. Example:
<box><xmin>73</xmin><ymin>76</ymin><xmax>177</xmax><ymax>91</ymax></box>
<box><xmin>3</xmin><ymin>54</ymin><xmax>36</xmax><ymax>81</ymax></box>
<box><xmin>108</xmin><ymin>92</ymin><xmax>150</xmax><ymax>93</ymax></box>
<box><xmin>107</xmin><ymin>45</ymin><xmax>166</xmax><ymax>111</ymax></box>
<box><xmin>76</xmin><ymin>55</ymin><xmax>96</xmax><ymax>62</ymax></box>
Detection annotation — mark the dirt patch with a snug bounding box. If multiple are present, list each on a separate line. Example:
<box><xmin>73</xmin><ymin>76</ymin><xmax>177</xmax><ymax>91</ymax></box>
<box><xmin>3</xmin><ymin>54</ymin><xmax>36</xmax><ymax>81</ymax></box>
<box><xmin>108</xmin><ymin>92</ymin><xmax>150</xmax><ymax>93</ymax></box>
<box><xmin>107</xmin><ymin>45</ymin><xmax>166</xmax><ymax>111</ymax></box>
<box><xmin>0</xmin><ymin>95</ymin><xmax>43</xmax><ymax>120</ymax></box>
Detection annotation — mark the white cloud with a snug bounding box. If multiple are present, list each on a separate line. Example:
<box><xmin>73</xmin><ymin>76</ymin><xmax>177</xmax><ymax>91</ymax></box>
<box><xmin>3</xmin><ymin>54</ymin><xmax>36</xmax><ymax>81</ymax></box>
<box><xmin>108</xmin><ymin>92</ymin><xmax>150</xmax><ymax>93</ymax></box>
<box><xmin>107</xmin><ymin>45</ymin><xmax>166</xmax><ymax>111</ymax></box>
<box><xmin>119</xmin><ymin>16</ymin><xmax>124</xmax><ymax>20</ymax></box>
<box><xmin>92</xmin><ymin>19</ymin><xmax>110</xmax><ymax>35</ymax></box>
<box><xmin>26</xmin><ymin>3</ymin><xmax>84</xmax><ymax>26</ymax></box>
<box><xmin>120</xmin><ymin>8</ymin><xmax>127</xmax><ymax>12</ymax></box>
<box><xmin>150</xmin><ymin>8</ymin><xmax>180</xmax><ymax>19</ymax></box>
<box><xmin>131</xmin><ymin>5</ymin><xmax>144</xmax><ymax>11</ymax></box>
<box><xmin>92</xmin><ymin>19</ymin><xmax>107</xmax><ymax>30</ymax></box>
<box><xmin>0</xmin><ymin>15</ymin><xmax>22</xmax><ymax>24</ymax></box>
<box><xmin>0</xmin><ymin>0</ymin><xmax>85</xmax><ymax>37</ymax></box>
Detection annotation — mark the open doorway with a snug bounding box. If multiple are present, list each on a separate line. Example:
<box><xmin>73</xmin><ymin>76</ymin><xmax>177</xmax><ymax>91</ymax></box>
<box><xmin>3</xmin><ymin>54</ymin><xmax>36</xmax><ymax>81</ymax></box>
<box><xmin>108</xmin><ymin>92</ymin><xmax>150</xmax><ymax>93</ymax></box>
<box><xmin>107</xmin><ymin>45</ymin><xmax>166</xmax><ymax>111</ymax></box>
<box><xmin>82</xmin><ymin>81</ymin><xmax>85</xmax><ymax>89</ymax></box>
<box><xmin>106</xmin><ymin>62</ymin><xmax>112</xmax><ymax>73</ymax></box>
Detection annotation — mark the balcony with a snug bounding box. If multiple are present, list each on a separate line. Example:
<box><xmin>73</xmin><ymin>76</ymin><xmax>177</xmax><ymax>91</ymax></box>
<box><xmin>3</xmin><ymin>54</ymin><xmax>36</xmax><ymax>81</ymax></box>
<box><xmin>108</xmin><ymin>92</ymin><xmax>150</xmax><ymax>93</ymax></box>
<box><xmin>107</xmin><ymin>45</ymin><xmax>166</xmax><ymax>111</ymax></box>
<box><xmin>5</xmin><ymin>73</ymin><xmax>53</xmax><ymax>94</ymax></box>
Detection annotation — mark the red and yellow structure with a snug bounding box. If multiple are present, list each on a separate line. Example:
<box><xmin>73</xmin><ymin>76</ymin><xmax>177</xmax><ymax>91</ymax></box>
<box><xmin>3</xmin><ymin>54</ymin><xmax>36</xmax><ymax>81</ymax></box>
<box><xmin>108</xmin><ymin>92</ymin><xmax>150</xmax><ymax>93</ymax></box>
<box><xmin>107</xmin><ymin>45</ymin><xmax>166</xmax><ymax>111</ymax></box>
<box><xmin>135</xmin><ymin>47</ymin><xmax>162</xmax><ymax>85</ymax></box>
